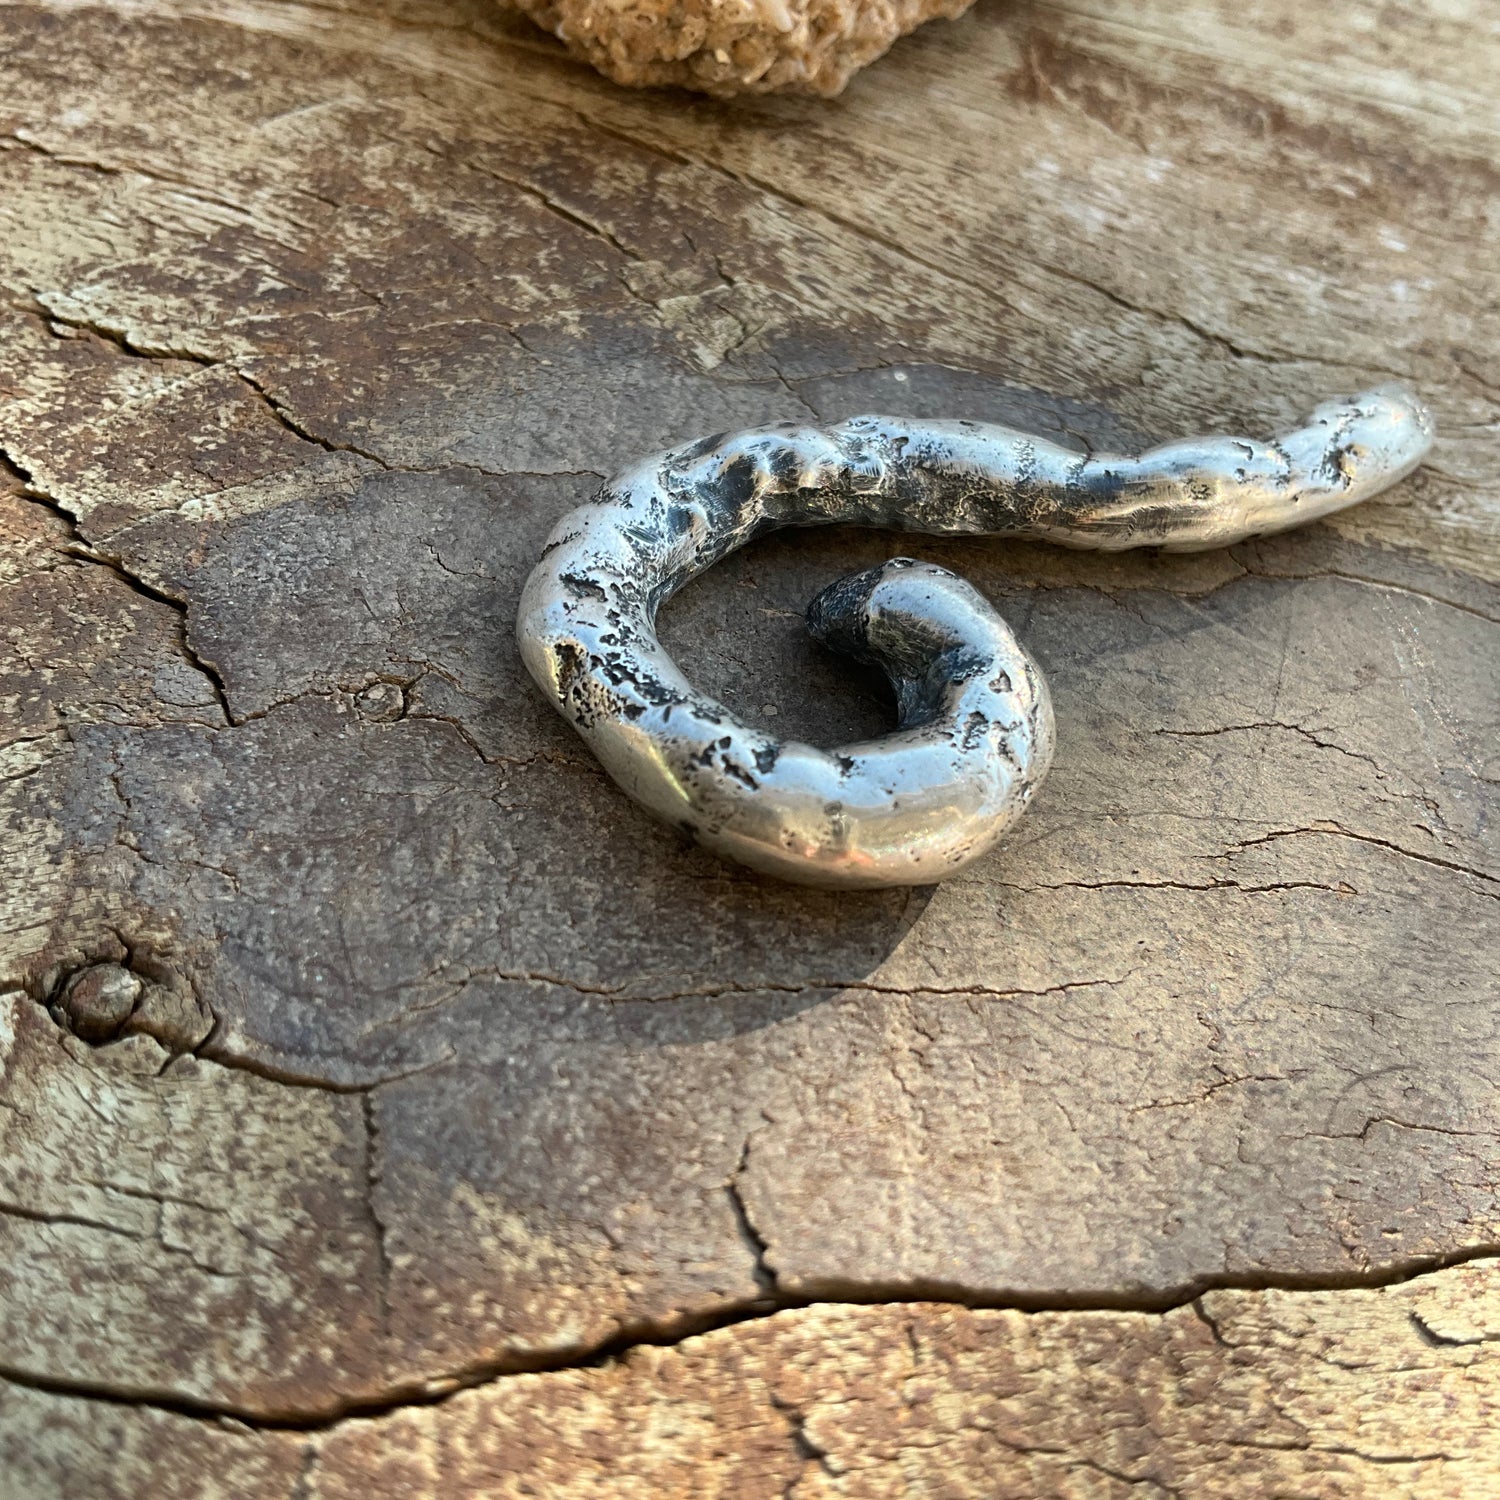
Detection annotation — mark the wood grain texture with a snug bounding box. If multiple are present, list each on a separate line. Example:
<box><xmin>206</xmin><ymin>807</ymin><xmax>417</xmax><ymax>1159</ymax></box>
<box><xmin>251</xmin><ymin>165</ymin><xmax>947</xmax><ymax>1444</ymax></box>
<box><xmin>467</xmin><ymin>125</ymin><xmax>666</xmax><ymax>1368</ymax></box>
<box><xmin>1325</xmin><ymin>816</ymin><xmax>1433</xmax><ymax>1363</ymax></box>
<box><xmin>7</xmin><ymin>1267</ymin><xmax>1500</xmax><ymax>1496</ymax></box>
<box><xmin>0</xmin><ymin>0</ymin><xmax>1495</xmax><ymax>1491</ymax></box>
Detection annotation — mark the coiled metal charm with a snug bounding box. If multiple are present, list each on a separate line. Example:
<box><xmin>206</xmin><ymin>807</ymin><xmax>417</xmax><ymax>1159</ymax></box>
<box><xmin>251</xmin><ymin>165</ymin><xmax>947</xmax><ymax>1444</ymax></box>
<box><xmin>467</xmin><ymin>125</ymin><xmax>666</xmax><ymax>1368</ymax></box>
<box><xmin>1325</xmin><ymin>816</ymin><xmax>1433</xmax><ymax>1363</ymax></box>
<box><xmin>517</xmin><ymin>387</ymin><xmax>1433</xmax><ymax>888</ymax></box>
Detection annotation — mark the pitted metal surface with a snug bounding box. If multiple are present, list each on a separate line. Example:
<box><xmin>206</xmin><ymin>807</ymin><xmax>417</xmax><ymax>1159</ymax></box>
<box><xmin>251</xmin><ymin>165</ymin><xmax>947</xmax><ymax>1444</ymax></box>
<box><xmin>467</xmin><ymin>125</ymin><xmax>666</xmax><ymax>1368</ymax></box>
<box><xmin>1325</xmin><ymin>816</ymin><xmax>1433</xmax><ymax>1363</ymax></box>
<box><xmin>517</xmin><ymin>386</ymin><xmax>1434</xmax><ymax>887</ymax></box>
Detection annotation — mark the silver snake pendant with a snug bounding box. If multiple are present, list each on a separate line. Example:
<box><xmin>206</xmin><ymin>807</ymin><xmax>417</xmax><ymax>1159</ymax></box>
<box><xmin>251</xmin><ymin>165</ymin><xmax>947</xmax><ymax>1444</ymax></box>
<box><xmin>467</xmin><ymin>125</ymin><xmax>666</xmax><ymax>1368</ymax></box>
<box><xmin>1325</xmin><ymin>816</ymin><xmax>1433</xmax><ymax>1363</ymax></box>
<box><xmin>517</xmin><ymin>386</ymin><xmax>1434</xmax><ymax>889</ymax></box>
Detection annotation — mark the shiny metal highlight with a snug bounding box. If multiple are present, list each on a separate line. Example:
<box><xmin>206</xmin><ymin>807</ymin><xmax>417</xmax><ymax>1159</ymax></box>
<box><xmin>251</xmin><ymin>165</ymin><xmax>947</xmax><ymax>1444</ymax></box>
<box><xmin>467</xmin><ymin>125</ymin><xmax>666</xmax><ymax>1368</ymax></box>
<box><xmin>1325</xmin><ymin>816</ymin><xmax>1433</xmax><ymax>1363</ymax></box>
<box><xmin>517</xmin><ymin>386</ymin><xmax>1434</xmax><ymax>888</ymax></box>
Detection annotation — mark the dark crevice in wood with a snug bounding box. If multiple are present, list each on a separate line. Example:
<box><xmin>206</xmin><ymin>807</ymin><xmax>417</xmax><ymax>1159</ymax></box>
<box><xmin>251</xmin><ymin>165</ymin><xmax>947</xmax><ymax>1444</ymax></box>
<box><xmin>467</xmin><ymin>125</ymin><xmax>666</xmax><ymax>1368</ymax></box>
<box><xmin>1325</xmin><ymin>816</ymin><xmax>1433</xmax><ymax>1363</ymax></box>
<box><xmin>2</xmin><ymin>1238</ymin><xmax>1499</xmax><ymax>1434</ymax></box>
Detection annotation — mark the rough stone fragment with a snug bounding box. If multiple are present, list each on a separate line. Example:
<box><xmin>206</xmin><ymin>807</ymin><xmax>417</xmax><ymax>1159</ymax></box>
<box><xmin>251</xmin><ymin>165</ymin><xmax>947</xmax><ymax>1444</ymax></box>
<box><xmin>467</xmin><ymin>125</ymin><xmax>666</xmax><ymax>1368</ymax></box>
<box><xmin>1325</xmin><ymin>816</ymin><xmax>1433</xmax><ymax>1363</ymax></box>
<box><xmin>505</xmin><ymin>0</ymin><xmax>974</xmax><ymax>97</ymax></box>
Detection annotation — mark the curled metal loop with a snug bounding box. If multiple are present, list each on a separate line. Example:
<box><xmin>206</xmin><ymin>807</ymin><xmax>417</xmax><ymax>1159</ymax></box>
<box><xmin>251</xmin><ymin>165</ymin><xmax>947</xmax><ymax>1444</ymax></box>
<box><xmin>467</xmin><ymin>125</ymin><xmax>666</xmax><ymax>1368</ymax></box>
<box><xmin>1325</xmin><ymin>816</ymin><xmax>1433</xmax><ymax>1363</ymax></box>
<box><xmin>517</xmin><ymin>386</ymin><xmax>1434</xmax><ymax>888</ymax></box>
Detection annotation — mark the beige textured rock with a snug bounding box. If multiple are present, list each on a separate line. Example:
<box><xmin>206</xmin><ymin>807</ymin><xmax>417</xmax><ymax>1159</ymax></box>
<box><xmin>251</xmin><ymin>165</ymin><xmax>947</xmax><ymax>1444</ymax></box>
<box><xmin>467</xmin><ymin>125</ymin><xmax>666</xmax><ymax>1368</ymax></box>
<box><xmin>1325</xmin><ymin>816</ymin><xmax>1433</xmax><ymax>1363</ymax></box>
<box><xmin>0</xmin><ymin>0</ymin><xmax>1496</xmax><ymax>1492</ymax></box>
<box><xmin>505</xmin><ymin>0</ymin><xmax>974</xmax><ymax>97</ymax></box>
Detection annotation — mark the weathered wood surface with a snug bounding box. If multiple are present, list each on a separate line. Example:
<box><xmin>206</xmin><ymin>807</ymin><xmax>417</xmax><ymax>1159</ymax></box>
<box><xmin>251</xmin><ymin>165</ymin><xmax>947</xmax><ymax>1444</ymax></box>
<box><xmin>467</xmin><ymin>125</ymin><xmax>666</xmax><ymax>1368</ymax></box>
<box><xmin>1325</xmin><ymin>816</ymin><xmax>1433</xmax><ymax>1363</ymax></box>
<box><xmin>0</xmin><ymin>0</ymin><xmax>1496</xmax><ymax>1491</ymax></box>
<box><xmin>9</xmin><ymin>1265</ymin><xmax>1500</xmax><ymax>1496</ymax></box>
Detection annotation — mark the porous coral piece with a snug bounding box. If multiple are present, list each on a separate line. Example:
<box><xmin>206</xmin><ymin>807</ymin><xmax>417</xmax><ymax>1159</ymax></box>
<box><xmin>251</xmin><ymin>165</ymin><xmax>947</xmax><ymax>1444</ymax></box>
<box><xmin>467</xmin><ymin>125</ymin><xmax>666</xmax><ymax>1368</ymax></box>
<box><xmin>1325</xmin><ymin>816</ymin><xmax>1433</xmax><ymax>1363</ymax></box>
<box><xmin>506</xmin><ymin>0</ymin><xmax>975</xmax><ymax>96</ymax></box>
